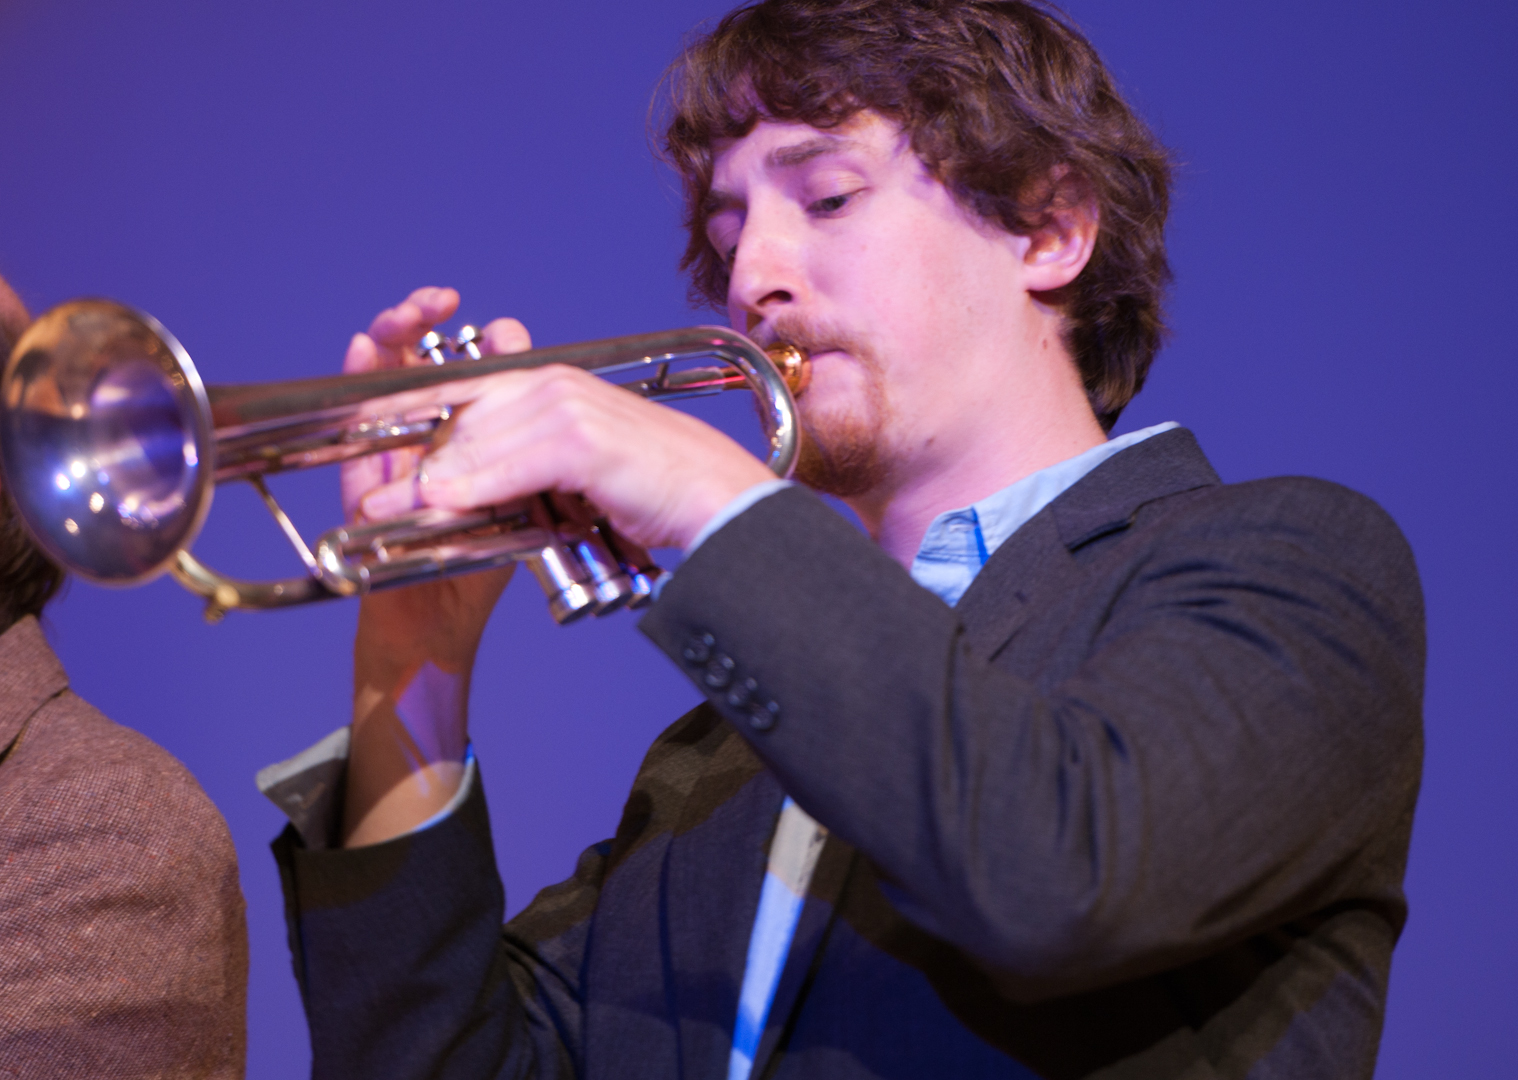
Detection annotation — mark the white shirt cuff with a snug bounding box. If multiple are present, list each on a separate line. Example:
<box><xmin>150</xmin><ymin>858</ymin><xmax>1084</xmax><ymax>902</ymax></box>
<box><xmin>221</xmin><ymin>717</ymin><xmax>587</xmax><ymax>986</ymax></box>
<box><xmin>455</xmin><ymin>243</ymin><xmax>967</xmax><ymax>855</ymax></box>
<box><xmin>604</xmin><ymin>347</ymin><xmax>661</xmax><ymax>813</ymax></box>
<box><xmin>256</xmin><ymin>727</ymin><xmax>476</xmax><ymax>850</ymax></box>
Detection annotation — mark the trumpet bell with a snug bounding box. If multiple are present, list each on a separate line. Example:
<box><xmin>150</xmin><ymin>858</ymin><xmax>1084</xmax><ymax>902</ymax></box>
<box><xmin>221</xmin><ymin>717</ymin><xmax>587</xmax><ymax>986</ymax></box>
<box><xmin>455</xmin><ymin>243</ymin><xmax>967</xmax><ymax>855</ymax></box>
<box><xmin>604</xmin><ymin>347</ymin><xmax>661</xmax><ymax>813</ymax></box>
<box><xmin>0</xmin><ymin>300</ymin><xmax>214</xmax><ymax>585</ymax></box>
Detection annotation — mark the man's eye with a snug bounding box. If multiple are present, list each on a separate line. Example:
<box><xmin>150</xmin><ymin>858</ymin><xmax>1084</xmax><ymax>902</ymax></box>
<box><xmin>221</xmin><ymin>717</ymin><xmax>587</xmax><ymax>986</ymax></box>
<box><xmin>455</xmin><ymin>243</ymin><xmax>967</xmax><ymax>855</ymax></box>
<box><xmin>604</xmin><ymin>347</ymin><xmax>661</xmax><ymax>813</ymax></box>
<box><xmin>810</xmin><ymin>193</ymin><xmax>851</xmax><ymax>214</ymax></box>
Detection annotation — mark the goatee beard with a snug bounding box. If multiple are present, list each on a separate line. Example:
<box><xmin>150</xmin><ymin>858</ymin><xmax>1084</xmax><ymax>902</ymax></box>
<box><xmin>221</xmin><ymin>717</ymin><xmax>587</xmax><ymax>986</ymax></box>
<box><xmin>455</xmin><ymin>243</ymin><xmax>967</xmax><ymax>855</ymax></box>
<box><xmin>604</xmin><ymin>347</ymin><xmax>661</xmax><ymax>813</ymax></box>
<box><xmin>795</xmin><ymin>404</ymin><xmax>891</xmax><ymax>497</ymax></box>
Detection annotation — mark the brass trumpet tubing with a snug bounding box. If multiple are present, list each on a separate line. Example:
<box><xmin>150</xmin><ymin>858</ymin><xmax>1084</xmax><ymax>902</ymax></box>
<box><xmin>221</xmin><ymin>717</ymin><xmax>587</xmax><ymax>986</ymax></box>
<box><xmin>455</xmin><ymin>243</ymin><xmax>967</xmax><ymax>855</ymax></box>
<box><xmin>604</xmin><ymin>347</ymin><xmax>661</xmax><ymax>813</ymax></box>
<box><xmin>172</xmin><ymin>550</ymin><xmax>334</xmax><ymax>623</ymax></box>
<box><xmin>2</xmin><ymin>301</ymin><xmax>806</xmax><ymax>623</ymax></box>
<box><xmin>204</xmin><ymin>330</ymin><xmax>786</xmax><ymax>424</ymax></box>
<box><xmin>207</xmin><ymin>356</ymin><xmax>775</xmax><ymax>482</ymax></box>
<box><xmin>203</xmin><ymin>327</ymin><xmax>805</xmax><ymax>478</ymax></box>
<box><xmin>211</xmin><ymin>411</ymin><xmax>447</xmax><ymax>481</ymax></box>
<box><xmin>313</xmin><ymin>504</ymin><xmax>613</xmax><ymax>625</ymax></box>
<box><xmin>315</xmin><ymin>506</ymin><xmax>553</xmax><ymax>595</ymax></box>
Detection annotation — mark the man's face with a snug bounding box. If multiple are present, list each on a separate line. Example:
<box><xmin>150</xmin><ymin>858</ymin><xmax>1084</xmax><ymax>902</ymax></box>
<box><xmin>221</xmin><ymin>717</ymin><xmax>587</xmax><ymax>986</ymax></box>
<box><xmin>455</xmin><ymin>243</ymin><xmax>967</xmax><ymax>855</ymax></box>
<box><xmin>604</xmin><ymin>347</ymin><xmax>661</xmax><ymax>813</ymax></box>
<box><xmin>705</xmin><ymin>112</ymin><xmax>1038</xmax><ymax>500</ymax></box>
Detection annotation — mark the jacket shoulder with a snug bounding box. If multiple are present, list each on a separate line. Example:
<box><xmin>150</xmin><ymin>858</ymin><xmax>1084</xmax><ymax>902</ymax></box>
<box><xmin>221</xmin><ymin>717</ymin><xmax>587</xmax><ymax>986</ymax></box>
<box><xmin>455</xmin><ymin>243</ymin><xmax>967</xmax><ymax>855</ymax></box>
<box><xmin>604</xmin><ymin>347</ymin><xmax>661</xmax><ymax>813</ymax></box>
<box><xmin>4</xmin><ymin>690</ymin><xmax>219</xmax><ymax>811</ymax></box>
<box><xmin>0</xmin><ymin>689</ymin><xmax>243</xmax><ymax>919</ymax></box>
<box><xmin>1153</xmin><ymin>475</ymin><xmax>1417</xmax><ymax>573</ymax></box>
<box><xmin>605</xmin><ymin>701</ymin><xmax>762</xmax><ymax>867</ymax></box>
<box><xmin>1116</xmin><ymin>475</ymin><xmax>1426</xmax><ymax>657</ymax></box>
<box><xmin>1176</xmin><ymin>473</ymin><xmax>1403</xmax><ymax>525</ymax></box>
<box><xmin>0</xmin><ymin>692</ymin><xmax>248</xmax><ymax>1076</ymax></box>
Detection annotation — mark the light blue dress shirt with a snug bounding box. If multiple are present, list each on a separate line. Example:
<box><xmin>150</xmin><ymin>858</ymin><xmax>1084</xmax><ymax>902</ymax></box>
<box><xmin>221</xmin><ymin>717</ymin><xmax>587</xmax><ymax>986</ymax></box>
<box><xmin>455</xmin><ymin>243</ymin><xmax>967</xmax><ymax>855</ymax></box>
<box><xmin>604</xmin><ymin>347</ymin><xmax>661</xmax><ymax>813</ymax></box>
<box><xmin>723</xmin><ymin>421</ymin><xmax>1177</xmax><ymax>1080</ymax></box>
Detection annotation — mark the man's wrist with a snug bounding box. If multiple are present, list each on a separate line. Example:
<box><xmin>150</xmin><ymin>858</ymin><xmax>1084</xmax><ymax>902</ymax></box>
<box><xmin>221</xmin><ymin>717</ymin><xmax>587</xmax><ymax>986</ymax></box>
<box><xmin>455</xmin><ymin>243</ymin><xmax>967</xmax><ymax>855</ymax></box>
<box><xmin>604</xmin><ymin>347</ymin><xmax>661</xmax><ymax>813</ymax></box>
<box><xmin>685</xmin><ymin>479</ymin><xmax>795</xmax><ymax>556</ymax></box>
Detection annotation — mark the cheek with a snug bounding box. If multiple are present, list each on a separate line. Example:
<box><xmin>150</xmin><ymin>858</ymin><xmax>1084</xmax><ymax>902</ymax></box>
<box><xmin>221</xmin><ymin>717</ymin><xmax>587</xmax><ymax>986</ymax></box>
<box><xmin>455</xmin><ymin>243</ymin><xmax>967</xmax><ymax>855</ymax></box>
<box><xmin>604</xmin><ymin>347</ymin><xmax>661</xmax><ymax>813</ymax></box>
<box><xmin>837</xmin><ymin>225</ymin><xmax>951</xmax><ymax>352</ymax></box>
<box><xmin>798</xmin><ymin>353</ymin><xmax>874</xmax><ymax>419</ymax></box>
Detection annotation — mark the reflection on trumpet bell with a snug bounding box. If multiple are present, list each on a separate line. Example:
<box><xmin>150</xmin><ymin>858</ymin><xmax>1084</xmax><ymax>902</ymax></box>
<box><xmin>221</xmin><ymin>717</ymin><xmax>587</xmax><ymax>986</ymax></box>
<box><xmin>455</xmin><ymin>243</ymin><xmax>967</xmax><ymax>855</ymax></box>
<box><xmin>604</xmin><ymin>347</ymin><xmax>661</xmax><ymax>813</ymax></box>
<box><xmin>0</xmin><ymin>298</ymin><xmax>807</xmax><ymax>624</ymax></box>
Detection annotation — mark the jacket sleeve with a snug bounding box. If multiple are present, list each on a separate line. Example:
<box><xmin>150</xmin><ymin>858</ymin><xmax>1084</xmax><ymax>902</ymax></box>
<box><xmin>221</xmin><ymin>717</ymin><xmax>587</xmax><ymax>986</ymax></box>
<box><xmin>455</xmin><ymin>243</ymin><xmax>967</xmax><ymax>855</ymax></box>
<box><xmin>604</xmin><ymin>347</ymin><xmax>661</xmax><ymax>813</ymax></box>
<box><xmin>638</xmin><ymin>482</ymin><xmax>1425</xmax><ymax>1001</ymax></box>
<box><xmin>273</xmin><ymin>768</ymin><xmax>607</xmax><ymax>1080</ymax></box>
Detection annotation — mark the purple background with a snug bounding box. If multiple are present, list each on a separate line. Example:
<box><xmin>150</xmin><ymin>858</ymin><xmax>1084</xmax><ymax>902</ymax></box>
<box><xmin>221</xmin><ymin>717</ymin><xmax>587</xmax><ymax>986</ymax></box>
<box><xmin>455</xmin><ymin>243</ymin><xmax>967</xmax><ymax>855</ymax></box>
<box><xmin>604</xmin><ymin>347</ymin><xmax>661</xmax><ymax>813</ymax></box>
<box><xmin>1</xmin><ymin>1</ymin><xmax>1513</xmax><ymax>1076</ymax></box>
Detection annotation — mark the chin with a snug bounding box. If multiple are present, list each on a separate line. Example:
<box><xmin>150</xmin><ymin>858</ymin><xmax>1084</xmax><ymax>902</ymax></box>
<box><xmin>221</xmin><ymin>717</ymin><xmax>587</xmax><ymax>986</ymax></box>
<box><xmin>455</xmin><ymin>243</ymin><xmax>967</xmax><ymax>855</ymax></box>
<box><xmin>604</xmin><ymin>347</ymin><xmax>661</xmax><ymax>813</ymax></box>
<box><xmin>794</xmin><ymin>377</ymin><xmax>892</xmax><ymax>499</ymax></box>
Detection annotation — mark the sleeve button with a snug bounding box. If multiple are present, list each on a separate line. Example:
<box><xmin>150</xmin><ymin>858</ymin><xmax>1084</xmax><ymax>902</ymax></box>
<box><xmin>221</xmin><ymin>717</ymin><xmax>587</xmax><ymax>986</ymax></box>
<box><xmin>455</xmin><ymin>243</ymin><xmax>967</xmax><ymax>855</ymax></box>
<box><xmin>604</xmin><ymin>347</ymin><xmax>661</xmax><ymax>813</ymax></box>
<box><xmin>703</xmin><ymin>654</ymin><xmax>736</xmax><ymax>689</ymax></box>
<box><xmin>726</xmin><ymin>677</ymin><xmax>759</xmax><ymax>708</ymax></box>
<box><xmin>748</xmin><ymin>701</ymin><xmax>779</xmax><ymax>732</ymax></box>
<box><xmin>682</xmin><ymin>632</ymin><xmax>715</xmax><ymax>665</ymax></box>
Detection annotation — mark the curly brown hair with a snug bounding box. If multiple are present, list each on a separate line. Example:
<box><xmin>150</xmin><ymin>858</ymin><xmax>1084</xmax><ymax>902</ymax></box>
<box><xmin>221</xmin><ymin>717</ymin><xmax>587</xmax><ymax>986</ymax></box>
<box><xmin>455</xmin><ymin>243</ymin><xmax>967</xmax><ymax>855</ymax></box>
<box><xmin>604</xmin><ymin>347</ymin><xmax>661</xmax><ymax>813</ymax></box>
<box><xmin>660</xmin><ymin>0</ymin><xmax>1173</xmax><ymax>430</ymax></box>
<box><xmin>0</xmin><ymin>290</ymin><xmax>66</xmax><ymax>634</ymax></box>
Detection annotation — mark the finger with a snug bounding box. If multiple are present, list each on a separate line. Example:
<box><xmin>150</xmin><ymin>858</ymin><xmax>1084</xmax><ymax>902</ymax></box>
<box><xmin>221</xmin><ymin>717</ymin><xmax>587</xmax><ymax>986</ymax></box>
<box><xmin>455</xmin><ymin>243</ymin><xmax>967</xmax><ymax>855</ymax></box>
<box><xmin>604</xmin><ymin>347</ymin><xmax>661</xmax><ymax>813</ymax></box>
<box><xmin>419</xmin><ymin>378</ymin><xmax>632</xmax><ymax>509</ymax></box>
<box><xmin>343</xmin><ymin>445</ymin><xmax>422</xmax><ymax>522</ymax></box>
<box><xmin>366</xmin><ymin>287</ymin><xmax>461</xmax><ymax>357</ymax></box>
<box><xmin>480</xmin><ymin>317</ymin><xmax>532</xmax><ymax>355</ymax></box>
<box><xmin>360</xmin><ymin>366</ymin><xmax>655</xmax><ymax>520</ymax></box>
<box><xmin>430</xmin><ymin>365</ymin><xmax>610</xmax><ymax>452</ymax></box>
<box><xmin>359</xmin><ymin>429</ymin><xmax>534</xmax><ymax>521</ymax></box>
<box><xmin>427</xmin><ymin>440</ymin><xmax>574</xmax><ymax>518</ymax></box>
<box><xmin>343</xmin><ymin>332</ymin><xmax>381</xmax><ymax>375</ymax></box>
<box><xmin>415</xmin><ymin>380</ymin><xmax>572</xmax><ymax>479</ymax></box>
<box><xmin>366</xmin><ymin>301</ymin><xmax>429</xmax><ymax>352</ymax></box>
<box><xmin>359</xmin><ymin>397</ymin><xmax>575</xmax><ymax>521</ymax></box>
<box><xmin>405</xmin><ymin>286</ymin><xmax>460</xmax><ymax>325</ymax></box>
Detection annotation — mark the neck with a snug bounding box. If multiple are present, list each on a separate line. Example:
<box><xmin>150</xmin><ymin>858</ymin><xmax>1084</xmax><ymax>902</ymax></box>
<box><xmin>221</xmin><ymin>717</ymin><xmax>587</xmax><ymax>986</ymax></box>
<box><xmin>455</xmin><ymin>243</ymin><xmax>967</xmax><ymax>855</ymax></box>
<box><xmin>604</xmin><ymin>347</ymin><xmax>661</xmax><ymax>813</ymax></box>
<box><xmin>844</xmin><ymin>372</ymin><xmax>1107</xmax><ymax>569</ymax></box>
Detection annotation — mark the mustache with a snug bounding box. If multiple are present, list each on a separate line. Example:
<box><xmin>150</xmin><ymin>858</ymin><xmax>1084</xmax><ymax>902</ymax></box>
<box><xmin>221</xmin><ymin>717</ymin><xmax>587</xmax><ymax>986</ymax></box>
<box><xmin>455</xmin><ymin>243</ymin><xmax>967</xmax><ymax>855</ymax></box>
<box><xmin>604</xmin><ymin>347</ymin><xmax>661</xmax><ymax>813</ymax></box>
<box><xmin>752</xmin><ymin>313</ymin><xmax>878</xmax><ymax>371</ymax></box>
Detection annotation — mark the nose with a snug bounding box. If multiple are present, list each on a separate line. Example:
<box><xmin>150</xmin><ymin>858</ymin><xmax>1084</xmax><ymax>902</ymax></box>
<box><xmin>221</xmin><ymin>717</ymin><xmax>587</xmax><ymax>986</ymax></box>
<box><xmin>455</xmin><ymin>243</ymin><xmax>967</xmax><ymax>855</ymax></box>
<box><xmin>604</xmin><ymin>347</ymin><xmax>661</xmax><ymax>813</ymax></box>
<box><xmin>726</xmin><ymin>205</ymin><xmax>803</xmax><ymax>331</ymax></box>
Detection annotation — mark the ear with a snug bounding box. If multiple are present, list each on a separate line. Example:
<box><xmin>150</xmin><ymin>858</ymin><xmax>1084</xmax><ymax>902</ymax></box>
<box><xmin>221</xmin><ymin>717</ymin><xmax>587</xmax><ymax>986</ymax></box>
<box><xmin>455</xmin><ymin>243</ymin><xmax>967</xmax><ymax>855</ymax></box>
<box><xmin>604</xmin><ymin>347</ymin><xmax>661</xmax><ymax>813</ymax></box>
<box><xmin>1022</xmin><ymin>169</ymin><xmax>1098</xmax><ymax>294</ymax></box>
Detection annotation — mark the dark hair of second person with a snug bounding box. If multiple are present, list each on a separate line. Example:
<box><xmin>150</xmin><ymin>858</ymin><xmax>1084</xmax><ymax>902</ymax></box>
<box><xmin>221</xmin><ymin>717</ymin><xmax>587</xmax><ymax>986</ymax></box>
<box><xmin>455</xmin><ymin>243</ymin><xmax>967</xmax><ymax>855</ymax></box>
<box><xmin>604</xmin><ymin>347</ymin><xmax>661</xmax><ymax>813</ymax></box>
<box><xmin>0</xmin><ymin>278</ymin><xmax>65</xmax><ymax>634</ymax></box>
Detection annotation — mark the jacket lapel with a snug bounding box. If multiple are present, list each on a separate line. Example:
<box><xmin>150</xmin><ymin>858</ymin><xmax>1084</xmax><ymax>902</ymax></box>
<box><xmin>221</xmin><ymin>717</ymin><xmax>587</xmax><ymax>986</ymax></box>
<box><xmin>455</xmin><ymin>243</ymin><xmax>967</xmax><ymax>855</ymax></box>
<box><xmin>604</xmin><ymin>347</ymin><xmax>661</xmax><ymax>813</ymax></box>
<box><xmin>954</xmin><ymin>510</ymin><xmax>1076</xmax><ymax>663</ymax></box>
<box><xmin>956</xmin><ymin>427</ymin><xmax>1220</xmax><ymax>660</ymax></box>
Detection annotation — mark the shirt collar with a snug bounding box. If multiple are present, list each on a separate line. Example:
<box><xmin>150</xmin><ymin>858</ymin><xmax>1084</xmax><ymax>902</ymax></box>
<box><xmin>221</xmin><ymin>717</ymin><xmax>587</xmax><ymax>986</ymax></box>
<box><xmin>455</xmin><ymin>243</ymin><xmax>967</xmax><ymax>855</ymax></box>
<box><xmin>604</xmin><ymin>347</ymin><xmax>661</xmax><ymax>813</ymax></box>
<box><xmin>909</xmin><ymin>421</ymin><xmax>1179</xmax><ymax>607</ymax></box>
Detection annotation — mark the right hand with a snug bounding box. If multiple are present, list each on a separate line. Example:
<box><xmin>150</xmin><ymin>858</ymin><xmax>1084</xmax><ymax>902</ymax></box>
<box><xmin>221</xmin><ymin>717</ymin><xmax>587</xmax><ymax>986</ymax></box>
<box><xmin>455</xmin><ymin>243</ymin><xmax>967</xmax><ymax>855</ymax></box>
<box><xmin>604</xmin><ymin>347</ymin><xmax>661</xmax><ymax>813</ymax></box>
<box><xmin>340</xmin><ymin>287</ymin><xmax>528</xmax><ymax>846</ymax></box>
<box><xmin>343</xmin><ymin>287</ymin><xmax>529</xmax><ymax>685</ymax></box>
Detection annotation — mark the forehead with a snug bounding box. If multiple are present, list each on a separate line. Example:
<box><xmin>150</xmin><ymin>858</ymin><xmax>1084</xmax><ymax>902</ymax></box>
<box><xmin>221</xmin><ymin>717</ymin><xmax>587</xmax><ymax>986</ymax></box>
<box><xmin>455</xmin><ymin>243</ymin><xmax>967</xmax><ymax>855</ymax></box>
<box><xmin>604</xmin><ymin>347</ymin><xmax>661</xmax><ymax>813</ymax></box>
<box><xmin>709</xmin><ymin>112</ymin><xmax>910</xmax><ymax>187</ymax></box>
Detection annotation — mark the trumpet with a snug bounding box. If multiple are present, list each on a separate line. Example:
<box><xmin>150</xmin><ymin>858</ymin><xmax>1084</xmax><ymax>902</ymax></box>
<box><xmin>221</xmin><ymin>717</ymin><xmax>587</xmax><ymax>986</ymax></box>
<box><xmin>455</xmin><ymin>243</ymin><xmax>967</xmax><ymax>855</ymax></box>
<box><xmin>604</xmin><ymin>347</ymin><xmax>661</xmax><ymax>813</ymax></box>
<box><xmin>0</xmin><ymin>299</ymin><xmax>808</xmax><ymax>624</ymax></box>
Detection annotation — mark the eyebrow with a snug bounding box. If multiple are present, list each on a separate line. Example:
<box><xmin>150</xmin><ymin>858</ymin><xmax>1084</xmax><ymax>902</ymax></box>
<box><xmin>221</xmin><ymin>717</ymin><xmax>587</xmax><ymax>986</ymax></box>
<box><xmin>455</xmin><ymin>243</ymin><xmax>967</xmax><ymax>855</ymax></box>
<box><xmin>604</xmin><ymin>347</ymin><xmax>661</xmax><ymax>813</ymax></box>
<box><xmin>767</xmin><ymin>135</ymin><xmax>860</xmax><ymax>168</ymax></box>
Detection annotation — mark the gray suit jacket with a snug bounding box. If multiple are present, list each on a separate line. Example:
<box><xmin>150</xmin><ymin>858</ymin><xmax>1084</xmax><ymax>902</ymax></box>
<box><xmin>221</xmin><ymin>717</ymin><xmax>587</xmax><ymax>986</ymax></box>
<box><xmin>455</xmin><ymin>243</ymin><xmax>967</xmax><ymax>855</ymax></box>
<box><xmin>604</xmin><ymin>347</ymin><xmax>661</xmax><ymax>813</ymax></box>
<box><xmin>276</xmin><ymin>427</ymin><xmax>1424</xmax><ymax>1079</ymax></box>
<box><xmin>0</xmin><ymin>615</ymin><xmax>248</xmax><ymax>1076</ymax></box>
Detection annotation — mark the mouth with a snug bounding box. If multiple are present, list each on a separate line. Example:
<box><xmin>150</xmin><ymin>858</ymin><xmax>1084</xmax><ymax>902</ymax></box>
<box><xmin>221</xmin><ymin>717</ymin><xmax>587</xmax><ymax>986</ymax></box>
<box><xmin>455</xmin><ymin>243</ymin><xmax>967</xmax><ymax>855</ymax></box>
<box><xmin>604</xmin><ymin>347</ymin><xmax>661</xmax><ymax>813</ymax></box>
<box><xmin>751</xmin><ymin>322</ymin><xmax>835</xmax><ymax>356</ymax></box>
<box><xmin>752</xmin><ymin>316</ymin><xmax>871</xmax><ymax>384</ymax></box>
<box><xmin>776</xmin><ymin>339</ymin><xmax>846</xmax><ymax>365</ymax></box>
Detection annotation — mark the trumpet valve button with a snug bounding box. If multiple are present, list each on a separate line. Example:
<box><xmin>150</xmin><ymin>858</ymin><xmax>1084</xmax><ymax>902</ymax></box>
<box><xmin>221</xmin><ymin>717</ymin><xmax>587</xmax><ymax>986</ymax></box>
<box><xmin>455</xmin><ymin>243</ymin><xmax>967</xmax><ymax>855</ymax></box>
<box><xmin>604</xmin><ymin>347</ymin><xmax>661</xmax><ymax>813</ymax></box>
<box><xmin>453</xmin><ymin>325</ymin><xmax>484</xmax><ymax>360</ymax></box>
<box><xmin>418</xmin><ymin>331</ymin><xmax>448</xmax><ymax>365</ymax></box>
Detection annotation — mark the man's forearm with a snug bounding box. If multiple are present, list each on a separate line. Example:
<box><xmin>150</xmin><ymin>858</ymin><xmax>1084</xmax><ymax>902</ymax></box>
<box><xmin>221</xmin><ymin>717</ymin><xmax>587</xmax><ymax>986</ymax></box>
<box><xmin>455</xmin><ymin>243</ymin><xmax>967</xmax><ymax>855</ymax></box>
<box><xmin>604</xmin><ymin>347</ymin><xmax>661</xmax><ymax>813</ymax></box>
<box><xmin>344</xmin><ymin>658</ymin><xmax>472</xmax><ymax>847</ymax></box>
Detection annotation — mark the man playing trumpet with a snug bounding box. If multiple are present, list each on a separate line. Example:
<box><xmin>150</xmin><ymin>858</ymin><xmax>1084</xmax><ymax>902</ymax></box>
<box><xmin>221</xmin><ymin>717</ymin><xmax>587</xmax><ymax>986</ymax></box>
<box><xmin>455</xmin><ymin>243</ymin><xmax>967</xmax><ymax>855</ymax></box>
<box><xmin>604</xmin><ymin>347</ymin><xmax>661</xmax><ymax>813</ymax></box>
<box><xmin>264</xmin><ymin>2</ymin><xmax>1424</xmax><ymax>1077</ymax></box>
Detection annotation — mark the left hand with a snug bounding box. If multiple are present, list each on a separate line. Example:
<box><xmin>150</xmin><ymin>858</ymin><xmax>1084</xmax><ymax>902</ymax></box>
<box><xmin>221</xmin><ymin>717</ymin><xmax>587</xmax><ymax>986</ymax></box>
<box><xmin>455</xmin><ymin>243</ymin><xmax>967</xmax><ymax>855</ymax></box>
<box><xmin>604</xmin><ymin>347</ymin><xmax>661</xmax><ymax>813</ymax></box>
<box><xmin>359</xmin><ymin>339</ymin><xmax>777</xmax><ymax>552</ymax></box>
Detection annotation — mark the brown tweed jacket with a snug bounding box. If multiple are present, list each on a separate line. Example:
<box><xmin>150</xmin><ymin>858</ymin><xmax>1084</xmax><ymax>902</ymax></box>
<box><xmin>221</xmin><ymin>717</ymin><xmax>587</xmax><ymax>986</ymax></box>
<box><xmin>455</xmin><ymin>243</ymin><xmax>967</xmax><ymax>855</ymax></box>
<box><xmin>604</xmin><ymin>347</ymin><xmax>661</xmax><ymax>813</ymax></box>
<box><xmin>0</xmin><ymin>616</ymin><xmax>247</xmax><ymax>1078</ymax></box>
